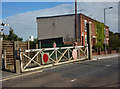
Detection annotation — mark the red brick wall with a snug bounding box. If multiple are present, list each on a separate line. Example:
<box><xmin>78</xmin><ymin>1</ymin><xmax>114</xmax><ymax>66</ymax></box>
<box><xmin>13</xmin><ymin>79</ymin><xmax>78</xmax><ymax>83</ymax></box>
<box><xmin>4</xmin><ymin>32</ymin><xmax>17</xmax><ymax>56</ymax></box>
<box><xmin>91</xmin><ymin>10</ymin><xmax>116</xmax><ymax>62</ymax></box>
<box><xmin>105</xmin><ymin>26</ymin><xmax>109</xmax><ymax>46</ymax></box>
<box><xmin>80</xmin><ymin>14</ymin><xmax>97</xmax><ymax>46</ymax></box>
<box><xmin>79</xmin><ymin>14</ymin><xmax>109</xmax><ymax>46</ymax></box>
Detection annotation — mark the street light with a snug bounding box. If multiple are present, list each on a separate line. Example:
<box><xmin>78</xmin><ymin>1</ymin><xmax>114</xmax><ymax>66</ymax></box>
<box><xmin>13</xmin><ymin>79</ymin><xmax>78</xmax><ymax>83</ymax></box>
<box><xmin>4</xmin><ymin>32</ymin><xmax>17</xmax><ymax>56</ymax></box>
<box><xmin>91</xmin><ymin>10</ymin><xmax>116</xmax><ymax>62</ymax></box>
<box><xmin>104</xmin><ymin>6</ymin><xmax>113</xmax><ymax>55</ymax></box>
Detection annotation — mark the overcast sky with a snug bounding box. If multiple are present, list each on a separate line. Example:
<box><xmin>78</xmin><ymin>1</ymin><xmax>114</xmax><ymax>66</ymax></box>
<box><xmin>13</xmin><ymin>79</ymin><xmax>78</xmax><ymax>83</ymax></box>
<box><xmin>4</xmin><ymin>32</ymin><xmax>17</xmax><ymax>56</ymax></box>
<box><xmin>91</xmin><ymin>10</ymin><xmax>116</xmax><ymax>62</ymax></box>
<box><xmin>1</xmin><ymin>2</ymin><xmax>119</xmax><ymax>41</ymax></box>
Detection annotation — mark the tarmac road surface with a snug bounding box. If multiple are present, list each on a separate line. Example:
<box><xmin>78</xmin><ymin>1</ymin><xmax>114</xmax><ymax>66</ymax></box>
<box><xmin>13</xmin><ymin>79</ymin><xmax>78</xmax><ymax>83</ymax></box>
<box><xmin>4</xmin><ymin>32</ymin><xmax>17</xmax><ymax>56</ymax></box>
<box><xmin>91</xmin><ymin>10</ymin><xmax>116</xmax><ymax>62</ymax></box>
<box><xmin>2</xmin><ymin>56</ymin><xmax>120</xmax><ymax>87</ymax></box>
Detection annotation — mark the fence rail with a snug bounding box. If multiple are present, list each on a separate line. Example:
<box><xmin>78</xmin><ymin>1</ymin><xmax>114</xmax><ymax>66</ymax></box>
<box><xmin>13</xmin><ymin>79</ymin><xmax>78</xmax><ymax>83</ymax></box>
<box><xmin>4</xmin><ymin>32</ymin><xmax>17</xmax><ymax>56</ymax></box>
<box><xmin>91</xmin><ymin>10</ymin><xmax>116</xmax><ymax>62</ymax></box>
<box><xmin>20</xmin><ymin>46</ymin><xmax>88</xmax><ymax>72</ymax></box>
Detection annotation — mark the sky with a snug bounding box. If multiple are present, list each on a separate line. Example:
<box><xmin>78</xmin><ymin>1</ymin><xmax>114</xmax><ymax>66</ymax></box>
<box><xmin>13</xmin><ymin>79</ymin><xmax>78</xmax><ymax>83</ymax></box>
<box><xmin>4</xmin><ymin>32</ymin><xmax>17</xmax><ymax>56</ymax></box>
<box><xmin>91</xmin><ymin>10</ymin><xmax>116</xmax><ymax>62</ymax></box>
<box><xmin>1</xmin><ymin>1</ymin><xmax>119</xmax><ymax>41</ymax></box>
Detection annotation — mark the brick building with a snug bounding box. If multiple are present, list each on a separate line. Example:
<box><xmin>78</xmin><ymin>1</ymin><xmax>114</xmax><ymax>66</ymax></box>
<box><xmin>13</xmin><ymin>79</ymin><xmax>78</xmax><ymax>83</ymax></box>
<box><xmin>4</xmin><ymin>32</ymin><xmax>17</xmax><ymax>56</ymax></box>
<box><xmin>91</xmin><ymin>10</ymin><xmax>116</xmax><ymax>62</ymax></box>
<box><xmin>36</xmin><ymin>13</ymin><xmax>109</xmax><ymax>48</ymax></box>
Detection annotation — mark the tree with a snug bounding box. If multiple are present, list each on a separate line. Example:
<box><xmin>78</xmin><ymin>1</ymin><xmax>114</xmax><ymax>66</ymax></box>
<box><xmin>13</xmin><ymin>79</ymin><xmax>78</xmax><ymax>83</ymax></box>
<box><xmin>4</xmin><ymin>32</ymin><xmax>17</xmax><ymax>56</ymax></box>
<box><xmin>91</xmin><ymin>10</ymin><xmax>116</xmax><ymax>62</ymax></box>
<box><xmin>3</xmin><ymin>27</ymin><xmax>23</xmax><ymax>41</ymax></box>
<box><xmin>29</xmin><ymin>38</ymin><xmax>38</xmax><ymax>49</ymax></box>
<box><xmin>109</xmin><ymin>31</ymin><xmax>120</xmax><ymax>50</ymax></box>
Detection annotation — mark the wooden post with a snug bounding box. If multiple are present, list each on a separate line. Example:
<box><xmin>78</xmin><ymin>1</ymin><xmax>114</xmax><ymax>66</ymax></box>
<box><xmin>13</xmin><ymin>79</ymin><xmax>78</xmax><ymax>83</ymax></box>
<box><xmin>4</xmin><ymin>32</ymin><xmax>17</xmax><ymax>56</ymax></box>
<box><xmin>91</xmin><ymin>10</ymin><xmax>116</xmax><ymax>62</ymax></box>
<box><xmin>98</xmin><ymin>47</ymin><xmax>101</xmax><ymax>55</ymax></box>
<box><xmin>78</xmin><ymin>48</ymin><xmax>80</xmax><ymax>59</ymax></box>
<box><xmin>3</xmin><ymin>50</ymin><xmax>7</xmax><ymax>70</ymax></box>
<box><xmin>87</xmin><ymin>23</ymin><xmax>92</xmax><ymax>60</ymax></box>
<box><xmin>27</xmin><ymin>41</ymin><xmax>30</xmax><ymax>50</ymax></box>
<box><xmin>27</xmin><ymin>41</ymin><xmax>30</xmax><ymax>63</ymax></box>
<box><xmin>39</xmin><ymin>41</ymin><xmax>41</xmax><ymax>49</ymax></box>
<box><xmin>68</xmin><ymin>49</ymin><xmax>70</xmax><ymax>59</ymax></box>
<box><xmin>36</xmin><ymin>44</ymin><xmax>39</xmax><ymax>62</ymax></box>
<box><xmin>0</xmin><ymin>41</ymin><xmax>2</xmax><ymax>70</ymax></box>
<box><xmin>55</xmin><ymin>49</ymin><xmax>58</xmax><ymax>61</ymax></box>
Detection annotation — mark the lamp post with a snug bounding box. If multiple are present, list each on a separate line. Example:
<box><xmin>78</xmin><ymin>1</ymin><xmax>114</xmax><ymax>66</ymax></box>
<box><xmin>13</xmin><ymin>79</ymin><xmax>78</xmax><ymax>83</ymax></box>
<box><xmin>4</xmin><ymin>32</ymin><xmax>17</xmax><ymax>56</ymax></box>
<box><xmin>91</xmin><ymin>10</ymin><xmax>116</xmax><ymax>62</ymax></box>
<box><xmin>104</xmin><ymin>7</ymin><xmax>113</xmax><ymax>55</ymax></box>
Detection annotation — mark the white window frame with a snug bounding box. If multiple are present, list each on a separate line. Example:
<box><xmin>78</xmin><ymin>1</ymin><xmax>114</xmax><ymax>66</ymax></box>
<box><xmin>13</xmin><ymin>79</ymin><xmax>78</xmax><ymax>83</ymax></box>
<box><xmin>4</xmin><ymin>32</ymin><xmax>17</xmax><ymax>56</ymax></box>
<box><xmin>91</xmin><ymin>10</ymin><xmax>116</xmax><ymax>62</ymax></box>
<box><xmin>85</xmin><ymin>35</ymin><xmax>87</xmax><ymax>46</ymax></box>
<box><xmin>84</xmin><ymin>20</ymin><xmax>87</xmax><ymax>32</ymax></box>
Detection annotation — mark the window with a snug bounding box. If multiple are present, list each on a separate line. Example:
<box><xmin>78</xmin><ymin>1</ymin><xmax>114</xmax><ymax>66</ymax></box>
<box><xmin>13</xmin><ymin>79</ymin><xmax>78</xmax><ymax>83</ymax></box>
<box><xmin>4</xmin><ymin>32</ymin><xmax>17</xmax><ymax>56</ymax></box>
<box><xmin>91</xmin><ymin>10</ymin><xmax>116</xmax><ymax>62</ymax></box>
<box><xmin>106</xmin><ymin>29</ymin><xmax>108</xmax><ymax>36</ymax></box>
<box><xmin>89</xmin><ymin>22</ymin><xmax>92</xmax><ymax>34</ymax></box>
<box><xmin>84</xmin><ymin>20</ymin><xmax>87</xmax><ymax>32</ymax></box>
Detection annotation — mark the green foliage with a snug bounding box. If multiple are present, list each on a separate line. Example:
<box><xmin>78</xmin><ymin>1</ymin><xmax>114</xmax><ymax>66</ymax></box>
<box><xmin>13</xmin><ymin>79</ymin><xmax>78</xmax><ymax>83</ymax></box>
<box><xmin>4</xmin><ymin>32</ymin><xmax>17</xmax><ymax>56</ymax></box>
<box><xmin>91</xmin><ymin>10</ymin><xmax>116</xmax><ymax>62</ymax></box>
<box><xmin>3</xmin><ymin>27</ymin><xmax>23</xmax><ymax>41</ymax></box>
<box><xmin>94</xmin><ymin>21</ymin><xmax>105</xmax><ymax>50</ymax></box>
<box><xmin>30</xmin><ymin>38</ymin><xmax>38</xmax><ymax>49</ymax></box>
<box><xmin>93</xmin><ymin>44</ymin><xmax>98</xmax><ymax>52</ymax></box>
<box><xmin>109</xmin><ymin>31</ymin><xmax>120</xmax><ymax>50</ymax></box>
<box><xmin>3</xmin><ymin>34</ymin><xmax>8</xmax><ymax>40</ymax></box>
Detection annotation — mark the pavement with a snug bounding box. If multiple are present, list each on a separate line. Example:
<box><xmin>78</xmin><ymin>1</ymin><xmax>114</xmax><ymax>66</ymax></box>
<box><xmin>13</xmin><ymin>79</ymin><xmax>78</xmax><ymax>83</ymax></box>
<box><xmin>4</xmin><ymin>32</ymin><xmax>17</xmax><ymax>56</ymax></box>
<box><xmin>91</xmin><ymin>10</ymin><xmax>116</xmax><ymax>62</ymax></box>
<box><xmin>92</xmin><ymin>53</ymin><xmax>119</xmax><ymax>60</ymax></box>
<box><xmin>0</xmin><ymin>53</ymin><xmax>119</xmax><ymax>87</ymax></box>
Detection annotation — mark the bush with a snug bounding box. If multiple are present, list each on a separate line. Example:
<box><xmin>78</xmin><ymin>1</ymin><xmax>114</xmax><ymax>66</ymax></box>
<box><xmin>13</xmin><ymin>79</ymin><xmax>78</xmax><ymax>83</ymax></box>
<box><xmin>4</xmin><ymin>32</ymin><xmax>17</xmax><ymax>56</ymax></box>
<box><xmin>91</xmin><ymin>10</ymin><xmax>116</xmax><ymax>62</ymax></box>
<box><xmin>93</xmin><ymin>44</ymin><xmax>98</xmax><ymax>52</ymax></box>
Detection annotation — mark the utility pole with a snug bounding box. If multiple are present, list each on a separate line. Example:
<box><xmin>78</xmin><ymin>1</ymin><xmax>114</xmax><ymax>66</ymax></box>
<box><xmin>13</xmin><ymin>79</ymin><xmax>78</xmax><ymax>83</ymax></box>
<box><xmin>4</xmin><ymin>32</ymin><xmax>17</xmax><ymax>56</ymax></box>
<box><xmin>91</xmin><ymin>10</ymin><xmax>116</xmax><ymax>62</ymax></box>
<box><xmin>87</xmin><ymin>23</ymin><xmax>92</xmax><ymax>60</ymax></box>
<box><xmin>75</xmin><ymin>0</ymin><xmax>78</xmax><ymax>42</ymax></box>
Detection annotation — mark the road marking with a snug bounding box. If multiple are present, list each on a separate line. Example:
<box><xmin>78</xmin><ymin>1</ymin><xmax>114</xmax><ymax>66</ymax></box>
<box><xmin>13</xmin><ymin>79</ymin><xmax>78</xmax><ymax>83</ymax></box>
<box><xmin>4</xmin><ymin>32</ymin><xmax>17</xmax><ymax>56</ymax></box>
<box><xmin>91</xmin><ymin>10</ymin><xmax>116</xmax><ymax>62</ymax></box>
<box><xmin>0</xmin><ymin>70</ymin><xmax>43</xmax><ymax>82</ymax></box>
<box><xmin>2</xmin><ymin>73</ymin><xmax>20</xmax><ymax>79</ymax></box>
<box><xmin>106</xmin><ymin>65</ymin><xmax>110</xmax><ymax>67</ymax></box>
<box><xmin>70</xmin><ymin>79</ymin><xmax>77</xmax><ymax>82</ymax></box>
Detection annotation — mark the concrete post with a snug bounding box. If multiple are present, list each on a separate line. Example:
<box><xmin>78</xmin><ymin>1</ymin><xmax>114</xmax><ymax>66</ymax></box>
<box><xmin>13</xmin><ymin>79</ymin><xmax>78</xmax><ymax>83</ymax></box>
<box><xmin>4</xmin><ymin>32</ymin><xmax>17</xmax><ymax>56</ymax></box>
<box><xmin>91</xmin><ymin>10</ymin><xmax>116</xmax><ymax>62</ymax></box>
<box><xmin>15</xmin><ymin>56</ymin><xmax>21</xmax><ymax>74</ymax></box>
<box><xmin>14</xmin><ymin>41</ymin><xmax>21</xmax><ymax>73</ymax></box>
<box><xmin>39</xmin><ymin>41</ymin><xmax>41</xmax><ymax>49</ymax></box>
<box><xmin>87</xmin><ymin>23</ymin><xmax>92</xmax><ymax>60</ymax></box>
<box><xmin>68</xmin><ymin>49</ymin><xmax>70</xmax><ymax>59</ymax></box>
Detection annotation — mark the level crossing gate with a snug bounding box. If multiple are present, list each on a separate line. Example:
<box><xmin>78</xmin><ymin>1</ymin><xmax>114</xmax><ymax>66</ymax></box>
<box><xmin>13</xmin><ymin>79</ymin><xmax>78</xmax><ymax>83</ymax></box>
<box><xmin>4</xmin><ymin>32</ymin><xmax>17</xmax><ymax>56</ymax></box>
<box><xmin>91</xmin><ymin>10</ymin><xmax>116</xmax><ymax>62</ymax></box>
<box><xmin>19</xmin><ymin>46</ymin><xmax>88</xmax><ymax>72</ymax></box>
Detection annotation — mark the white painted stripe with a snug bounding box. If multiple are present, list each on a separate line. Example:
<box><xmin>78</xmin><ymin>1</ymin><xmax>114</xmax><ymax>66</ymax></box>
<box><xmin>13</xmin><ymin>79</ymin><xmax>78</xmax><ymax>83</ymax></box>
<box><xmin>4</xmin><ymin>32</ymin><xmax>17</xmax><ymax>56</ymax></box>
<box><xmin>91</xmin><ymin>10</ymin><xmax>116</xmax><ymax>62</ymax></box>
<box><xmin>92</xmin><ymin>54</ymin><xmax>119</xmax><ymax>60</ymax></box>
<box><xmin>70</xmin><ymin>79</ymin><xmax>77</xmax><ymax>82</ymax></box>
<box><xmin>106</xmin><ymin>65</ymin><xmax>110</xmax><ymax>67</ymax></box>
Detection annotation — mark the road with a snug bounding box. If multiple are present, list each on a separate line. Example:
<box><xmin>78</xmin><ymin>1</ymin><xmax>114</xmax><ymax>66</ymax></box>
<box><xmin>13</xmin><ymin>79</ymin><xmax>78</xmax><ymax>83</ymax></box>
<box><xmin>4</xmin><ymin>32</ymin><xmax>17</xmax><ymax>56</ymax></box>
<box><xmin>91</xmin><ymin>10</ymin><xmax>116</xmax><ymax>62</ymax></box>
<box><xmin>2</xmin><ymin>56</ymin><xmax>120</xmax><ymax>87</ymax></box>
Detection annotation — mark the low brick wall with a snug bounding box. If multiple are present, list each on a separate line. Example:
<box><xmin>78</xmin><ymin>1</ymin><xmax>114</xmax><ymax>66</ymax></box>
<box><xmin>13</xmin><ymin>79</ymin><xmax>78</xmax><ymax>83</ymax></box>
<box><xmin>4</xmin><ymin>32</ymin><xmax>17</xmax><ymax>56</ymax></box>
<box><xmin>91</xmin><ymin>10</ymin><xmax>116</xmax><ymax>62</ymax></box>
<box><xmin>111</xmin><ymin>50</ymin><xmax>117</xmax><ymax>54</ymax></box>
<box><xmin>92</xmin><ymin>50</ymin><xmax>117</xmax><ymax>56</ymax></box>
<box><xmin>92</xmin><ymin>52</ymin><xmax>98</xmax><ymax>56</ymax></box>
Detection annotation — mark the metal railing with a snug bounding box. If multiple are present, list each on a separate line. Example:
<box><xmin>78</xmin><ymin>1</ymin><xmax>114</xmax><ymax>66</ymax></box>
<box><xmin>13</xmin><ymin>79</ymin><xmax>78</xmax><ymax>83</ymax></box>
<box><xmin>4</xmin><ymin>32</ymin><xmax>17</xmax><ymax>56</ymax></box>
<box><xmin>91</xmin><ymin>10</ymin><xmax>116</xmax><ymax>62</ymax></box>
<box><xmin>20</xmin><ymin>46</ymin><xmax>88</xmax><ymax>72</ymax></box>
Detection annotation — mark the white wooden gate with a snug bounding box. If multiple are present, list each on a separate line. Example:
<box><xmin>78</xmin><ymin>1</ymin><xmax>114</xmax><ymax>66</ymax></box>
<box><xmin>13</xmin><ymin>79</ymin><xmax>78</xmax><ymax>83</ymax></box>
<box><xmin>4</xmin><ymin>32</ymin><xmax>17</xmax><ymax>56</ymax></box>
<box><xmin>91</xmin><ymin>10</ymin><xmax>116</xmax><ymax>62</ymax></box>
<box><xmin>20</xmin><ymin>46</ymin><xmax>88</xmax><ymax>72</ymax></box>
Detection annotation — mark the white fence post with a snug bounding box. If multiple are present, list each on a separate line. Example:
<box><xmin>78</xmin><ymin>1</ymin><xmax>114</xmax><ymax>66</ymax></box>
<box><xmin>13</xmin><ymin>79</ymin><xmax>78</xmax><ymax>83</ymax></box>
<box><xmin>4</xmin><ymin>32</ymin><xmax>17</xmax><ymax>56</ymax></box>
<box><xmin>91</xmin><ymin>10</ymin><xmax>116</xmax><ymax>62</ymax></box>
<box><xmin>55</xmin><ymin>49</ymin><xmax>58</xmax><ymax>61</ymax></box>
<box><xmin>86</xmin><ymin>44</ymin><xmax>88</xmax><ymax>59</ymax></box>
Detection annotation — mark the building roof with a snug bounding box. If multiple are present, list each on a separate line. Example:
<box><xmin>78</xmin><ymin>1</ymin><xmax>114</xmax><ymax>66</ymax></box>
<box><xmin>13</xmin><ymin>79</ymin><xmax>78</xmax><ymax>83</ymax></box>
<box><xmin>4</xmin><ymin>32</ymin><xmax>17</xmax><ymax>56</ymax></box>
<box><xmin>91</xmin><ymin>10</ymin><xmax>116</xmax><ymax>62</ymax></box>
<box><xmin>37</xmin><ymin>13</ymin><xmax>75</xmax><ymax>19</ymax></box>
<box><xmin>36</xmin><ymin>13</ymin><xmax>109</xmax><ymax>28</ymax></box>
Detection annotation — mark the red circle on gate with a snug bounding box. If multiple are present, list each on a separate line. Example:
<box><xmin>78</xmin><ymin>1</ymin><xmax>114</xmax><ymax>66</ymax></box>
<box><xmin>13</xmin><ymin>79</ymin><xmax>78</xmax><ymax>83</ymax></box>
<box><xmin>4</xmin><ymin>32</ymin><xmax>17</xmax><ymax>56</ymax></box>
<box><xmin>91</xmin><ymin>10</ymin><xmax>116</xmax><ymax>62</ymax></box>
<box><xmin>43</xmin><ymin>54</ymin><xmax>48</xmax><ymax>63</ymax></box>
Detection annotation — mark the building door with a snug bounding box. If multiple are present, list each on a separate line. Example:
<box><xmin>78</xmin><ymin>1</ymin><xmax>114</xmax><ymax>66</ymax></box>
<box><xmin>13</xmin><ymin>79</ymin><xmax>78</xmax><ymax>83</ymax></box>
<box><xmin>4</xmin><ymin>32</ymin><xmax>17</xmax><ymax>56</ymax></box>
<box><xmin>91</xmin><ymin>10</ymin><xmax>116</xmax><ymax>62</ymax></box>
<box><xmin>93</xmin><ymin>38</ymin><xmax>96</xmax><ymax>44</ymax></box>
